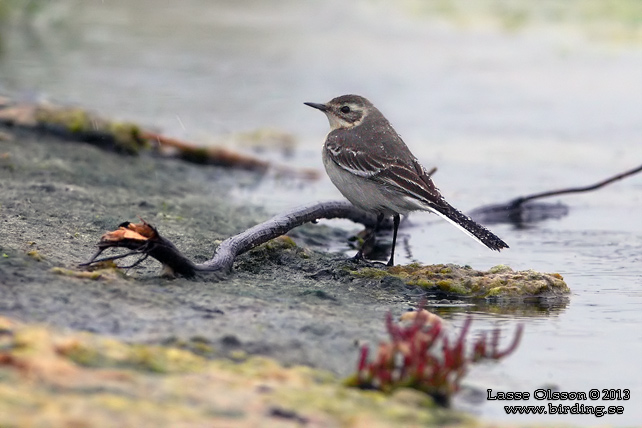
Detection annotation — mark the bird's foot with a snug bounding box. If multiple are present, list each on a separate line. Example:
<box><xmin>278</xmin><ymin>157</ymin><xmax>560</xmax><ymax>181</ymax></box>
<box><xmin>350</xmin><ymin>250</ymin><xmax>365</xmax><ymax>263</ymax></box>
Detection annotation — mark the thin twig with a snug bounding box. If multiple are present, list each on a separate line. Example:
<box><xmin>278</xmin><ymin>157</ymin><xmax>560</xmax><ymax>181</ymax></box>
<box><xmin>119</xmin><ymin>254</ymin><xmax>150</xmax><ymax>269</ymax></box>
<box><xmin>509</xmin><ymin>164</ymin><xmax>642</xmax><ymax>208</ymax></box>
<box><xmin>79</xmin><ymin>250</ymin><xmax>145</xmax><ymax>266</ymax></box>
<box><xmin>469</xmin><ymin>164</ymin><xmax>642</xmax><ymax>225</ymax></box>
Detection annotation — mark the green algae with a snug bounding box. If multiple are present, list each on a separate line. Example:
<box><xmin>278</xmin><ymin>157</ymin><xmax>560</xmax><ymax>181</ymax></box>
<box><xmin>246</xmin><ymin>235</ymin><xmax>299</xmax><ymax>262</ymax></box>
<box><xmin>34</xmin><ymin>106</ymin><xmax>147</xmax><ymax>154</ymax></box>
<box><xmin>51</xmin><ymin>265</ymin><xmax>128</xmax><ymax>281</ymax></box>
<box><xmin>351</xmin><ymin>263</ymin><xmax>569</xmax><ymax>299</ymax></box>
<box><xmin>58</xmin><ymin>335</ymin><xmax>207</xmax><ymax>373</ymax></box>
<box><xmin>237</xmin><ymin>236</ymin><xmax>309</xmax><ymax>271</ymax></box>
<box><xmin>262</xmin><ymin>235</ymin><xmax>297</xmax><ymax>251</ymax></box>
<box><xmin>0</xmin><ymin>317</ymin><xmax>474</xmax><ymax>428</ymax></box>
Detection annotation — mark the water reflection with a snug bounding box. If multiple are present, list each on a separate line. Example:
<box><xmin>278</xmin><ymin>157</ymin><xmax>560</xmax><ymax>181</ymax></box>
<box><xmin>429</xmin><ymin>298</ymin><xmax>570</xmax><ymax>318</ymax></box>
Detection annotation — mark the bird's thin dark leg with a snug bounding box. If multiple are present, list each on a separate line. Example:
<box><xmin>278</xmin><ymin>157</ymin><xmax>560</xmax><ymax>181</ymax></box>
<box><xmin>386</xmin><ymin>214</ymin><xmax>400</xmax><ymax>267</ymax></box>
<box><xmin>353</xmin><ymin>212</ymin><xmax>384</xmax><ymax>262</ymax></box>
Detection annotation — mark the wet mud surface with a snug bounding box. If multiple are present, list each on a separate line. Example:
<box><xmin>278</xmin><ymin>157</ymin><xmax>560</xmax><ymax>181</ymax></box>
<box><xmin>0</xmin><ymin>125</ymin><xmax>439</xmax><ymax>376</ymax></box>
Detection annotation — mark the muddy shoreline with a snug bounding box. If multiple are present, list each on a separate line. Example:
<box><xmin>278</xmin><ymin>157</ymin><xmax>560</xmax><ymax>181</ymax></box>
<box><xmin>0</xmin><ymin>124</ymin><xmax>420</xmax><ymax>375</ymax></box>
<box><xmin>0</xmin><ymin>122</ymin><xmax>564</xmax><ymax>379</ymax></box>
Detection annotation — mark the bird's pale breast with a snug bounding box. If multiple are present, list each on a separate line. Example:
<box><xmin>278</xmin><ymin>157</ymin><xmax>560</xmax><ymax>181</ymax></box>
<box><xmin>322</xmin><ymin>145</ymin><xmax>425</xmax><ymax>216</ymax></box>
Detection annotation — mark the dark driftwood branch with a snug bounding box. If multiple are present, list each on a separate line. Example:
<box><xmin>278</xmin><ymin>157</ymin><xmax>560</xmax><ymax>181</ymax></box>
<box><xmin>0</xmin><ymin>100</ymin><xmax>320</xmax><ymax>179</ymax></box>
<box><xmin>142</xmin><ymin>131</ymin><xmax>319</xmax><ymax>179</ymax></box>
<box><xmin>470</xmin><ymin>164</ymin><xmax>642</xmax><ymax>225</ymax></box>
<box><xmin>81</xmin><ymin>221</ymin><xmax>198</xmax><ymax>277</ymax></box>
<box><xmin>83</xmin><ymin>201</ymin><xmax>375</xmax><ymax>278</ymax></box>
<box><xmin>507</xmin><ymin>163</ymin><xmax>642</xmax><ymax>208</ymax></box>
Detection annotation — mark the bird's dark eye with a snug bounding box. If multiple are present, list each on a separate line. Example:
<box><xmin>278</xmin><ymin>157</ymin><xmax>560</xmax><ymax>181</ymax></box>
<box><xmin>340</xmin><ymin>106</ymin><xmax>351</xmax><ymax>114</ymax></box>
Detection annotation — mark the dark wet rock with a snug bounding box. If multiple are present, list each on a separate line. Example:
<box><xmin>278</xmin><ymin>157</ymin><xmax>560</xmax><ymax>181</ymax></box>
<box><xmin>220</xmin><ymin>334</ymin><xmax>242</xmax><ymax>347</ymax></box>
<box><xmin>378</xmin><ymin>275</ymin><xmax>408</xmax><ymax>291</ymax></box>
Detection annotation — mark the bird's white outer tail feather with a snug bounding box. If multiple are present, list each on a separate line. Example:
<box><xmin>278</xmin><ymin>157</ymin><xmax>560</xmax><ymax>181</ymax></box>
<box><xmin>424</xmin><ymin>202</ymin><xmax>509</xmax><ymax>251</ymax></box>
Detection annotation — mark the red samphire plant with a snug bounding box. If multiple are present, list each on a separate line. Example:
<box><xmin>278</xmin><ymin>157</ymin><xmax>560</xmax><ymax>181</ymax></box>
<box><xmin>346</xmin><ymin>309</ymin><xmax>523</xmax><ymax>406</ymax></box>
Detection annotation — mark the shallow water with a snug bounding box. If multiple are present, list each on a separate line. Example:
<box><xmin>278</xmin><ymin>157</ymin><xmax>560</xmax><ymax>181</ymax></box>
<box><xmin>1</xmin><ymin>1</ymin><xmax>641</xmax><ymax>425</ymax></box>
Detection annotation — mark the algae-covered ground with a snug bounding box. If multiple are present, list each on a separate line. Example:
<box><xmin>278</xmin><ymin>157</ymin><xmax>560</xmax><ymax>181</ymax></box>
<box><xmin>350</xmin><ymin>263</ymin><xmax>568</xmax><ymax>299</ymax></box>
<box><xmin>0</xmin><ymin>120</ymin><xmax>567</xmax><ymax>425</ymax></box>
<box><xmin>0</xmin><ymin>316</ymin><xmax>468</xmax><ymax>427</ymax></box>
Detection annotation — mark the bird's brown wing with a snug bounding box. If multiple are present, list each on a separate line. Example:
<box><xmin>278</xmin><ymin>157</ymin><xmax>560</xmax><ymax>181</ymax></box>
<box><xmin>326</xmin><ymin>137</ymin><xmax>444</xmax><ymax>205</ymax></box>
<box><xmin>325</xmin><ymin>138</ymin><xmax>389</xmax><ymax>178</ymax></box>
<box><xmin>374</xmin><ymin>159</ymin><xmax>444</xmax><ymax>206</ymax></box>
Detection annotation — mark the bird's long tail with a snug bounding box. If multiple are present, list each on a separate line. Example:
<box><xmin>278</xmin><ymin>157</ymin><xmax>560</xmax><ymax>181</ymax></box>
<box><xmin>429</xmin><ymin>200</ymin><xmax>509</xmax><ymax>251</ymax></box>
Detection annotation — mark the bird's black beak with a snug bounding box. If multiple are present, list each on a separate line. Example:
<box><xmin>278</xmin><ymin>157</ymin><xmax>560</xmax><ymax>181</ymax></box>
<box><xmin>304</xmin><ymin>102</ymin><xmax>328</xmax><ymax>112</ymax></box>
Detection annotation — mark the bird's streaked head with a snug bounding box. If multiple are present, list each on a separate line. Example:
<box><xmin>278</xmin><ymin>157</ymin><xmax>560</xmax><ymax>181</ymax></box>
<box><xmin>305</xmin><ymin>94</ymin><xmax>374</xmax><ymax>130</ymax></box>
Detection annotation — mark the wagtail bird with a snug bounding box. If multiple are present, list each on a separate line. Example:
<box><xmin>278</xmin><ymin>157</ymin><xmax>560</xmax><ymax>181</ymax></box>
<box><xmin>305</xmin><ymin>94</ymin><xmax>508</xmax><ymax>266</ymax></box>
